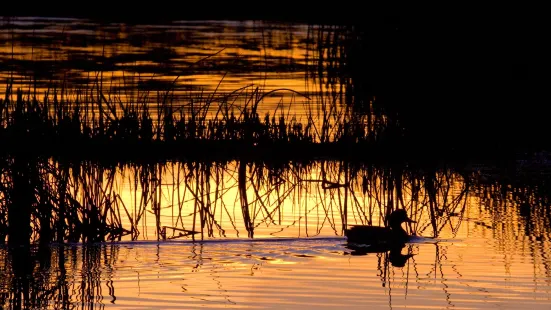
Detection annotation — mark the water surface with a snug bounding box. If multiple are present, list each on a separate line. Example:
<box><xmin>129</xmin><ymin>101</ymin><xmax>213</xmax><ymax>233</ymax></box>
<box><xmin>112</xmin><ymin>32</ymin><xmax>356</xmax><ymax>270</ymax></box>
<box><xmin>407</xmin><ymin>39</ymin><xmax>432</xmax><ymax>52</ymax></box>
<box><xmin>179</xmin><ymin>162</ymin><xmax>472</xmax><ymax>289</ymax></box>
<box><xmin>2</xmin><ymin>229</ymin><xmax>550</xmax><ymax>309</ymax></box>
<box><xmin>0</xmin><ymin>16</ymin><xmax>550</xmax><ymax>310</ymax></box>
<box><xmin>0</xmin><ymin>17</ymin><xmax>345</xmax><ymax>117</ymax></box>
<box><xmin>1</xmin><ymin>160</ymin><xmax>551</xmax><ymax>309</ymax></box>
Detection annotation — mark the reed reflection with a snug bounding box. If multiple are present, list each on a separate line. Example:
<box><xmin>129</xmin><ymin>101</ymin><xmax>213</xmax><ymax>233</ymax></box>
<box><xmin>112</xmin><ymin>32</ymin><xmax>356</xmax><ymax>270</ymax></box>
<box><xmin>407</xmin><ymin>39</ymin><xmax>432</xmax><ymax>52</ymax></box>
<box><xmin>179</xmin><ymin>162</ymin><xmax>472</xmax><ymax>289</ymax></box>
<box><xmin>343</xmin><ymin>241</ymin><xmax>468</xmax><ymax>308</ymax></box>
<box><xmin>0</xmin><ymin>225</ymin><xmax>549</xmax><ymax>309</ymax></box>
<box><xmin>0</xmin><ymin>18</ymin><xmax>318</xmax><ymax>111</ymax></box>
<box><xmin>471</xmin><ymin>171</ymin><xmax>551</xmax><ymax>281</ymax></box>
<box><xmin>0</xmin><ymin>158</ymin><xmax>550</xmax><ymax>248</ymax></box>
<box><xmin>0</xmin><ymin>244</ymin><xmax>118</xmax><ymax>309</ymax></box>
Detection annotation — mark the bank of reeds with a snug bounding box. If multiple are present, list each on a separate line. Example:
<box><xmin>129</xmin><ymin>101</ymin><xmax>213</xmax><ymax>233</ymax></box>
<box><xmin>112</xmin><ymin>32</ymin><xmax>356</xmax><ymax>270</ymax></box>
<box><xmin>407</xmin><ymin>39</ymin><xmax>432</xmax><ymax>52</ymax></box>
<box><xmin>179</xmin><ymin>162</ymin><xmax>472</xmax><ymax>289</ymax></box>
<box><xmin>1</xmin><ymin>149</ymin><xmax>550</xmax><ymax>256</ymax></box>
<box><xmin>0</xmin><ymin>153</ymin><xmax>473</xmax><ymax>246</ymax></box>
<box><xmin>0</xmin><ymin>77</ymin><xmax>410</xmax><ymax>163</ymax></box>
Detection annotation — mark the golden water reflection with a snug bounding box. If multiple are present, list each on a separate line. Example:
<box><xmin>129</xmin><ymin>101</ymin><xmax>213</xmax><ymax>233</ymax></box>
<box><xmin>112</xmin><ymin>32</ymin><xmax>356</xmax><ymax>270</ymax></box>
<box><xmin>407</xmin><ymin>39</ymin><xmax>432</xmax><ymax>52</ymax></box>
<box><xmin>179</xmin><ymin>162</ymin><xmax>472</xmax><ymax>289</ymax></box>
<box><xmin>0</xmin><ymin>18</ymin><xmax>347</xmax><ymax>117</ymax></box>
<box><xmin>1</xmin><ymin>233</ymin><xmax>550</xmax><ymax>309</ymax></box>
<box><xmin>1</xmin><ymin>16</ymin><xmax>549</xmax><ymax>309</ymax></box>
<box><xmin>66</xmin><ymin>161</ymin><xmax>472</xmax><ymax>242</ymax></box>
<box><xmin>2</xmin><ymin>161</ymin><xmax>551</xmax><ymax>308</ymax></box>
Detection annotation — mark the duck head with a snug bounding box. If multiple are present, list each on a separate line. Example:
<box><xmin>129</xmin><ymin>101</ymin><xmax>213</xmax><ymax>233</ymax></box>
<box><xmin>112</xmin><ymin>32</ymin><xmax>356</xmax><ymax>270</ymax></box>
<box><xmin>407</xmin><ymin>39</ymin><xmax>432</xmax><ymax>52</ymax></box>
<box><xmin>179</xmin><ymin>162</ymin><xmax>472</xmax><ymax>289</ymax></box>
<box><xmin>388</xmin><ymin>209</ymin><xmax>416</xmax><ymax>236</ymax></box>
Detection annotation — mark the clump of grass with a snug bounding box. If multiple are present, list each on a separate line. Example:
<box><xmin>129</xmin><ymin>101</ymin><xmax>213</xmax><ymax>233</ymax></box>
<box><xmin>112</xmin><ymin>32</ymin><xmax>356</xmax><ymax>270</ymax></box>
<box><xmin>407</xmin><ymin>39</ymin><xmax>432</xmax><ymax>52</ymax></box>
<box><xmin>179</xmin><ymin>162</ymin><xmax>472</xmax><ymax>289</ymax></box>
<box><xmin>3</xmin><ymin>148</ymin><xmax>551</xmax><ymax>247</ymax></box>
<box><xmin>0</xmin><ymin>156</ymin><xmax>131</xmax><ymax>246</ymax></box>
<box><xmin>0</xmin><ymin>76</ymin><xmax>398</xmax><ymax>163</ymax></box>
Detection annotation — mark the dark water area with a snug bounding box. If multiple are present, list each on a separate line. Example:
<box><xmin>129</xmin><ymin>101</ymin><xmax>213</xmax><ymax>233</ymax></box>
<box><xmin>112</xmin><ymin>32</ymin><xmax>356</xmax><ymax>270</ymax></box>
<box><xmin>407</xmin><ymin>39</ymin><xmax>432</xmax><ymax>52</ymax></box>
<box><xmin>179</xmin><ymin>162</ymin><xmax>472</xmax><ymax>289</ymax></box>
<box><xmin>1</xmin><ymin>15</ymin><xmax>551</xmax><ymax>309</ymax></box>
<box><xmin>2</xmin><ymin>4</ymin><xmax>399</xmax><ymax>25</ymax></box>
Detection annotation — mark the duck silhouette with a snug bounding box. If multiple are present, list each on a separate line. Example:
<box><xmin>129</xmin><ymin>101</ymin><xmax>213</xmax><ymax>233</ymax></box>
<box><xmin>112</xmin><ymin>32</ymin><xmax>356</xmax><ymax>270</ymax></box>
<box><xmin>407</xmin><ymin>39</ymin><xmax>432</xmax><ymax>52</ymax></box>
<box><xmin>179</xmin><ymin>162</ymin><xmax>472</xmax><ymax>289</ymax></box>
<box><xmin>344</xmin><ymin>209</ymin><xmax>417</xmax><ymax>266</ymax></box>
<box><xmin>344</xmin><ymin>209</ymin><xmax>416</xmax><ymax>247</ymax></box>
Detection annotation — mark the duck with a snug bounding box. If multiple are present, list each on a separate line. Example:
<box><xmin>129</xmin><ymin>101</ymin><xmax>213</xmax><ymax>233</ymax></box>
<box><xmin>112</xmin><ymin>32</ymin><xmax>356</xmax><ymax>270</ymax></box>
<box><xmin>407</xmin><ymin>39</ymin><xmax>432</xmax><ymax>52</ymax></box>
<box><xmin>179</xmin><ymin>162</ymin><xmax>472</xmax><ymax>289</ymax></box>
<box><xmin>344</xmin><ymin>209</ymin><xmax>416</xmax><ymax>246</ymax></box>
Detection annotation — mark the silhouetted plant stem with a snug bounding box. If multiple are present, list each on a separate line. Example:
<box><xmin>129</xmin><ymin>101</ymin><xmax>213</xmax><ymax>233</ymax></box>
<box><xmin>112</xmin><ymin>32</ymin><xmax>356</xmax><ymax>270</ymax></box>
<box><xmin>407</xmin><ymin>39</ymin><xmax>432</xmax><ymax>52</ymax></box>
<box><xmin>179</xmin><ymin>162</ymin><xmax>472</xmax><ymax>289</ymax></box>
<box><xmin>238</xmin><ymin>160</ymin><xmax>253</xmax><ymax>238</ymax></box>
<box><xmin>8</xmin><ymin>157</ymin><xmax>34</xmax><ymax>247</ymax></box>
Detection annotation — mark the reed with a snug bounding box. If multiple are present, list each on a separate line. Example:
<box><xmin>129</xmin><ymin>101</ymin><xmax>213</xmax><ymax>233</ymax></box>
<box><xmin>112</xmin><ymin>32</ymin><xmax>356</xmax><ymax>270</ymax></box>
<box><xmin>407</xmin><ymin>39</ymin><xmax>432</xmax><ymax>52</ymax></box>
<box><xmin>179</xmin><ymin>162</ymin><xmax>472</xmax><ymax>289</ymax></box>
<box><xmin>0</xmin><ymin>156</ymin><xmax>468</xmax><ymax>245</ymax></box>
<box><xmin>0</xmin><ymin>74</ymin><xmax>408</xmax><ymax>163</ymax></box>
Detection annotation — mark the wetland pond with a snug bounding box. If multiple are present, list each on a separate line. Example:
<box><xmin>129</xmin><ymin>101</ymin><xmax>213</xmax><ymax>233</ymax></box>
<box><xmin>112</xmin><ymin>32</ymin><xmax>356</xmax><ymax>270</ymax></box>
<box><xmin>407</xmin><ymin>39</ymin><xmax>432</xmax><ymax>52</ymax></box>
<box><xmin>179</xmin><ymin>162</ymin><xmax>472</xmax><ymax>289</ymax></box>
<box><xmin>0</xmin><ymin>17</ymin><xmax>550</xmax><ymax>309</ymax></box>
